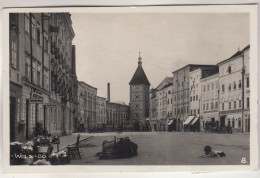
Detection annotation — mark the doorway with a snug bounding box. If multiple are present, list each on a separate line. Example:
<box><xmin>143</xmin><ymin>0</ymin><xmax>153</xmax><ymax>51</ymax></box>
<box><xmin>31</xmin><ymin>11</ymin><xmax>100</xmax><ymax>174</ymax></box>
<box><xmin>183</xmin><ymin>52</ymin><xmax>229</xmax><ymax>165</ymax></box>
<box><xmin>10</xmin><ymin>97</ymin><xmax>16</xmax><ymax>142</ymax></box>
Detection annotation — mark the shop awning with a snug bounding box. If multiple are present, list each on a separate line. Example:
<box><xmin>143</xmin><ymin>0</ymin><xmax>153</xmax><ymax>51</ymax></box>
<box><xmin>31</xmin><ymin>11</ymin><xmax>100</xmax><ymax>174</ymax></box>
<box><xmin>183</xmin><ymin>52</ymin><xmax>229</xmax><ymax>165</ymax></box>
<box><xmin>168</xmin><ymin>120</ymin><xmax>173</xmax><ymax>126</ymax></box>
<box><xmin>191</xmin><ymin>115</ymin><xmax>199</xmax><ymax>125</ymax></box>
<box><xmin>184</xmin><ymin>115</ymin><xmax>195</xmax><ymax>125</ymax></box>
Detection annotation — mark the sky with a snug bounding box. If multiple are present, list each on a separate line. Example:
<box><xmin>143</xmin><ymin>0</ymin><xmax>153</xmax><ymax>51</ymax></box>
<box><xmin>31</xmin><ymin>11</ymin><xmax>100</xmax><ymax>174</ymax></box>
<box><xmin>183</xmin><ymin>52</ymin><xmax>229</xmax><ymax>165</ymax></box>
<box><xmin>71</xmin><ymin>12</ymin><xmax>249</xmax><ymax>104</ymax></box>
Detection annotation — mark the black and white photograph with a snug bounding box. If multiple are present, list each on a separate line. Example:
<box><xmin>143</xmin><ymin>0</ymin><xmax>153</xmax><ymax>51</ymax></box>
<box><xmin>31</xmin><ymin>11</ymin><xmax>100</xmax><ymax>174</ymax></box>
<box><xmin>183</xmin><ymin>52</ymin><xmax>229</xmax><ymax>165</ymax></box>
<box><xmin>2</xmin><ymin>4</ymin><xmax>259</xmax><ymax>173</ymax></box>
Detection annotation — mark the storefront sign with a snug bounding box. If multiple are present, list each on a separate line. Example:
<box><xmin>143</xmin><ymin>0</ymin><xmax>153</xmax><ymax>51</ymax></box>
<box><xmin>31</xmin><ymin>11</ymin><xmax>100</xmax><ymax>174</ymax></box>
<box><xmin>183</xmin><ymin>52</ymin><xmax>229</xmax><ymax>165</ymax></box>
<box><xmin>30</xmin><ymin>90</ymin><xmax>43</xmax><ymax>103</ymax></box>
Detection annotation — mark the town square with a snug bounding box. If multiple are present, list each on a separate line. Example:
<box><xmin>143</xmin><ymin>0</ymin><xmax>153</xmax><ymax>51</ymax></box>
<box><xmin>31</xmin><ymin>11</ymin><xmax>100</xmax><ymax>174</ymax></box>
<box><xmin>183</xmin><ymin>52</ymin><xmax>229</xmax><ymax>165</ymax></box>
<box><xmin>7</xmin><ymin>9</ymin><xmax>252</xmax><ymax>166</ymax></box>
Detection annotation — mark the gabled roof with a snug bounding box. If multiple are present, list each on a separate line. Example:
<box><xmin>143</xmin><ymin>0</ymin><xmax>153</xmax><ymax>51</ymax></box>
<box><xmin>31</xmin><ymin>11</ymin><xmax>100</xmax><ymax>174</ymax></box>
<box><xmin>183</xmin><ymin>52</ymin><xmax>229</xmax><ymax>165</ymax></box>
<box><xmin>129</xmin><ymin>66</ymin><xmax>150</xmax><ymax>85</ymax></box>
<box><xmin>217</xmin><ymin>45</ymin><xmax>250</xmax><ymax>66</ymax></box>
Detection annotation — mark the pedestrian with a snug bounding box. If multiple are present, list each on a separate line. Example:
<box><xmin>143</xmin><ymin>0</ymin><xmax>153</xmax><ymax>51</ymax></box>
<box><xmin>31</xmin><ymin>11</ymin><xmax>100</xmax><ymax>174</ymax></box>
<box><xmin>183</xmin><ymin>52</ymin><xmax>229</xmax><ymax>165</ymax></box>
<box><xmin>201</xmin><ymin>145</ymin><xmax>226</xmax><ymax>158</ymax></box>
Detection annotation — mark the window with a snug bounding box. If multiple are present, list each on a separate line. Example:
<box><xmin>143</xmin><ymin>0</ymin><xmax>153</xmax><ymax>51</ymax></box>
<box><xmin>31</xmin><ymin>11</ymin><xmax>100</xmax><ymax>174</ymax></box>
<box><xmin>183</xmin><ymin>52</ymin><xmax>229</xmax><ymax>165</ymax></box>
<box><xmin>168</xmin><ymin>90</ymin><xmax>171</xmax><ymax>94</ymax></box>
<box><xmin>187</xmin><ymin>106</ymin><xmax>189</xmax><ymax>114</ymax></box>
<box><xmin>203</xmin><ymin>85</ymin><xmax>206</xmax><ymax>92</ymax></box>
<box><xmin>222</xmin><ymin>103</ymin><xmax>224</xmax><ymax>110</ymax></box>
<box><xmin>44</xmin><ymin>37</ymin><xmax>48</xmax><ymax>53</ymax></box>
<box><xmin>229</xmin><ymin>102</ymin><xmax>231</xmax><ymax>109</ymax></box>
<box><xmin>216</xmin><ymin>81</ymin><xmax>219</xmax><ymax>89</ymax></box>
<box><xmin>167</xmin><ymin>99</ymin><xmax>169</xmax><ymax>105</ymax></box>
<box><xmin>228</xmin><ymin>84</ymin><xmax>231</xmax><ymax>91</ymax></box>
<box><xmin>206</xmin><ymin>103</ymin><xmax>208</xmax><ymax>110</ymax></box>
<box><xmin>191</xmin><ymin>110</ymin><xmax>192</xmax><ymax>115</ymax></box>
<box><xmin>238</xmin><ymin>118</ymin><xmax>241</xmax><ymax>128</ymax></box>
<box><xmin>24</xmin><ymin>14</ymin><xmax>30</xmax><ymax>34</ymax></box>
<box><xmin>175</xmin><ymin>108</ymin><xmax>176</xmax><ymax>115</ymax></box>
<box><xmin>10</xmin><ymin>39</ymin><xmax>17</xmax><ymax>69</ymax></box>
<box><xmin>234</xmin><ymin>101</ymin><xmax>236</xmax><ymax>109</ymax></box>
<box><xmin>215</xmin><ymin>102</ymin><xmax>218</xmax><ymax>109</ymax></box>
<box><xmin>232</xmin><ymin>119</ymin><xmax>235</xmax><ymax>128</ymax></box>
<box><xmin>31</xmin><ymin>16</ymin><xmax>36</xmax><ymax>40</ymax></box>
<box><xmin>227</xmin><ymin>65</ymin><xmax>231</xmax><ymax>74</ymax></box>
<box><xmin>222</xmin><ymin>84</ymin><xmax>225</xmax><ymax>92</ymax></box>
<box><xmin>211</xmin><ymin>103</ymin><xmax>214</xmax><ymax>110</ymax></box>
<box><xmin>239</xmin><ymin>100</ymin><xmax>242</xmax><ymax>108</ymax></box>
<box><xmin>135</xmin><ymin>95</ymin><xmax>138</xmax><ymax>99</ymax></box>
<box><xmin>194</xmin><ymin>109</ymin><xmax>196</xmax><ymax>114</ymax></box>
<box><xmin>233</xmin><ymin>81</ymin><xmax>236</xmax><ymax>90</ymax></box>
<box><xmin>193</xmin><ymin>96</ymin><xmax>195</xmax><ymax>101</ymax></box>
<box><xmin>190</xmin><ymin>97</ymin><xmax>192</xmax><ymax>102</ymax></box>
<box><xmin>36</xmin><ymin>22</ymin><xmax>41</xmax><ymax>45</ymax></box>
<box><xmin>25</xmin><ymin>56</ymin><xmax>31</xmax><ymax>81</ymax></box>
<box><xmin>203</xmin><ymin>104</ymin><xmax>205</xmax><ymax>111</ymax></box>
<box><xmin>207</xmin><ymin>84</ymin><xmax>210</xmax><ymax>91</ymax></box>
<box><xmin>37</xmin><ymin>64</ymin><xmax>41</xmax><ymax>86</ymax></box>
<box><xmin>135</xmin><ymin>104</ymin><xmax>138</xmax><ymax>108</ymax></box>
<box><xmin>247</xmin><ymin>98</ymin><xmax>250</xmax><ymax>108</ymax></box>
<box><xmin>196</xmin><ymin>95</ymin><xmax>198</xmax><ymax>101</ymax></box>
<box><xmin>211</xmin><ymin>83</ymin><xmax>214</xmax><ymax>90</ymax></box>
<box><xmin>239</xmin><ymin>80</ymin><xmax>242</xmax><ymax>88</ymax></box>
<box><xmin>171</xmin><ymin>98</ymin><xmax>172</xmax><ymax>104</ymax></box>
<box><xmin>246</xmin><ymin>77</ymin><xmax>249</xmax><ymax>88</ymax></box>
<box><xmin>198</xmin><ymin>109</ymin><xmax>200</xmax><ymax>114</ymax></box>
<box><xmin>32</xmin><ymin>61</ymin><xmax>36</xmax><ymax>84</ymax></box>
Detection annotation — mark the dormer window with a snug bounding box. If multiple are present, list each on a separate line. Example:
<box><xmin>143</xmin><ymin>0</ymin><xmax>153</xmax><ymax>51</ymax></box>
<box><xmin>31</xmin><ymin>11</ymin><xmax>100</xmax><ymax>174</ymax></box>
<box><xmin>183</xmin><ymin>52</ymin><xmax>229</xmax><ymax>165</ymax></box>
<box><xmin>227</xmin><ymin>65</ymin><xmax>231</xmax><ymax>74</ymax></box>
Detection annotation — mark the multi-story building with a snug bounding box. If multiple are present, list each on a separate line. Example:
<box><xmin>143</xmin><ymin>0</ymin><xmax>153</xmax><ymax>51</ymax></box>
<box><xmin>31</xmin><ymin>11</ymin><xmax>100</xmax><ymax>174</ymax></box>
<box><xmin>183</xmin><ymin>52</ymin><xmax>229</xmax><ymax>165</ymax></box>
<box><xmin>218</xmin><ymin>45</ymin><xmax>250</xmax><ymax>133</ymax></box>
<box><xmin>9</xmin><ymin>13</ymin><xmax>76</xmax><ymax>141</ymax></box>
<box><xmin>172</xmin><ymin>65</ymin><xmax>218</xmax><ymax>131</ymax></box>
<box><xmin>200</xmin><ymin>73</ymin><xmax>220</xmax><ymax>131</ymax></box>
<box><xmin>149</xmin><ymin>77</ymin><xmax>173</xmax><ymax>131</ymax></box>
<box><xmin>96</xmin><ymin>96</ymin><xmax>107</xmax><ymax>131</ymax></box>
<box><xmin>77</xmin><ymin>81</ymin><xmax>97</xmax><ymax>131</ymax></box>
<box><xmin>106</xmin><ymin>101</ymin><xmax>129</xmax><ymax>131</ymax></box>
<box><xmin>129</xmin><ymin>53</ymin><xmax>150</xmax><ymax>131</ymax></box>
<box><xmin>188</xmin><ymin>68</ymin><xmax>219</xmax><ymax>131</ymax></box>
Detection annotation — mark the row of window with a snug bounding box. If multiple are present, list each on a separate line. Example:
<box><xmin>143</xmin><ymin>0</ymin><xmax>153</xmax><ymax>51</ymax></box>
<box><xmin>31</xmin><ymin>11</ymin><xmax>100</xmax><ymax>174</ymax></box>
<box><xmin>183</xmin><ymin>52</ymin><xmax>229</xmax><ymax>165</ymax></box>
<box><xmin>202</xmin><ymin>81</ymin><xmax>219</xmax><ymax>92</ymax></box>
<box><xmin>25</xmin><ymin>56</ymin><xmax>49</xmax><ymax>90</ymax></box>
<box><xmin>221</xmin><ymin>98</ymin><xmax>249</xmax><ymax>110</ymax></box>
<box><xmin>203</xmin><ymin>102</ymin><xmax>219</xmax><ymax>111</ymax></box>
<box><xmin>221</xmin><ymin>78</ymin><xmax>249</xmax><ymax>93</ymax></box>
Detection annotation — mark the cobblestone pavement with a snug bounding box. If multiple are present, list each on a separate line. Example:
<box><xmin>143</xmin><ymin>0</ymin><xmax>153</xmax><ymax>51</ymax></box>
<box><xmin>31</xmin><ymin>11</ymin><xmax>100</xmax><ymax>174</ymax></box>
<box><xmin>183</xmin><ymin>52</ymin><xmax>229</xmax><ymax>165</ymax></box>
<box><xmin>59</xmin><ymin>132</ymin><xmax>250</xmax><ymax>165</ymax></box>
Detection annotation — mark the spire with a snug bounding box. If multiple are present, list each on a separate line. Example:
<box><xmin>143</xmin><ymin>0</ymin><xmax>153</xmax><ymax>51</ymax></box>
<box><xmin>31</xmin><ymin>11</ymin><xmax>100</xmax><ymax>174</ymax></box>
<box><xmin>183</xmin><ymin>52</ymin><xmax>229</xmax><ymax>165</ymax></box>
<box><xmin>138</xmin><ymin>51</ymin><xmax>142</xmax><ymax>66</ymax></box>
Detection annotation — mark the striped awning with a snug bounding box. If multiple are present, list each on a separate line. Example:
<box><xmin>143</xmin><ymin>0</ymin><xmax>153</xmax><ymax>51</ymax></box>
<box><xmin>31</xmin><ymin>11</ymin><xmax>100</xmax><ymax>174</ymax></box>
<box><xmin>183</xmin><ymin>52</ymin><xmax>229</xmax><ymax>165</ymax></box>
<box><xmin>184</xmin><ymin>115</ymin><xmax>195</xmax><ymax>125</ymax></box>
<box><xmin>191</xmin><ymin>115</ymin><xmax>199</xmax><ymax>125</ymax></box>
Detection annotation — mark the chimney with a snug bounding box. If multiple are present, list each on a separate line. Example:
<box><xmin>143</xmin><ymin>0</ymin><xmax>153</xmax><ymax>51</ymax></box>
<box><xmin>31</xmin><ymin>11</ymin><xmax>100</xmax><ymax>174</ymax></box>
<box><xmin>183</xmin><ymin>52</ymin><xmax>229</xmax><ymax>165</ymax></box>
<box><xmin>107</xmin><ymin>83</ymin><xmax>110</xmax><ymax>102</ymax></box>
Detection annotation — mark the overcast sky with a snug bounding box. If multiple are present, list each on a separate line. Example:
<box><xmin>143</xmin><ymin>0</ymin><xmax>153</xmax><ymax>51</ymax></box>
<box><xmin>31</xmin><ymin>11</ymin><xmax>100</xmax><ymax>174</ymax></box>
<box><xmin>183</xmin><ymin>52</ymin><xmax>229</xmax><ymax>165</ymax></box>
<box><xmin>71</xmin><ymin>12</ymin><xmax>249</xmax><ymax>104</ymax></box>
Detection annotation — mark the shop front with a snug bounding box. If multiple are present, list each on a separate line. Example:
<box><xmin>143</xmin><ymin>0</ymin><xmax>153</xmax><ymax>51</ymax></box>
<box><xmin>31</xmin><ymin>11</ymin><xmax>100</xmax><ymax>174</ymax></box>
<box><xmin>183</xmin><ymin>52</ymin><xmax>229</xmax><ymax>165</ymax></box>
<box><xmin>10</xmin><ymin>82</ymin><xmax>23</xmax><ymax>142</ymax></box>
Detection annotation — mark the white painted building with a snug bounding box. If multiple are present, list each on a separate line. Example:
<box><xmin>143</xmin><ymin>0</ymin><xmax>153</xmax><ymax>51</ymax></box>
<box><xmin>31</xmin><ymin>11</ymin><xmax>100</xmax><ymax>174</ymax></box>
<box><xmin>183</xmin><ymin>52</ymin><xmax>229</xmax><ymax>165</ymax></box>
<box><xmin>218</xmin><ymin>45</ymin><xmax>250</xmax><ymax>133</ymax></box>
<box><xmin>200</xmin><ymin>73</ymin><xmax>219</xmax><ymax>131</ymax></box>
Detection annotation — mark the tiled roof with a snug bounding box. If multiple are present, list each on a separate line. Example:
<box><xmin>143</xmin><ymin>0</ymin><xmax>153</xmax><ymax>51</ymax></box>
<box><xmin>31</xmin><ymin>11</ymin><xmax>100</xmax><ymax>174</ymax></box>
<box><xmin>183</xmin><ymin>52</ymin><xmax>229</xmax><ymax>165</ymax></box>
<box><xmin>129</xmin><ymin>66</ymin><xmax>150</xmax><ymax>85</ymax></box>
<box><xmin>217</xmin><ymin>45</ymin><xmax>250</xmax><ymax>66</ymax></box>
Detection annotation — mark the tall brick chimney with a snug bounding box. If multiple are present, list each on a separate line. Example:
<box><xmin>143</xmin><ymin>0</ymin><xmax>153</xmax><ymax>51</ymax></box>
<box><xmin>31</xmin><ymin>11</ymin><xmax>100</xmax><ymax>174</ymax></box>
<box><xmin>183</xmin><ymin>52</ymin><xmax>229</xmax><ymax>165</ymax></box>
<box><xmin>107</xmin><ymin>83</ymin><xmax>110</xmax><ymax>102</ymax></box>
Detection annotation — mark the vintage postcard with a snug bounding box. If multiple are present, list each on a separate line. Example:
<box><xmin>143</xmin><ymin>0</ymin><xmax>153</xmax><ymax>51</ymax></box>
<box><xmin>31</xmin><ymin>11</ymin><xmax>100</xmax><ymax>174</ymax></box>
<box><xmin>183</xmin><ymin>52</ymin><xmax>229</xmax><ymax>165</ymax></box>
<box><xmin>2</xmin><ymin>5</ymin><xmax>258</xmax><ymax>174</ymax></box>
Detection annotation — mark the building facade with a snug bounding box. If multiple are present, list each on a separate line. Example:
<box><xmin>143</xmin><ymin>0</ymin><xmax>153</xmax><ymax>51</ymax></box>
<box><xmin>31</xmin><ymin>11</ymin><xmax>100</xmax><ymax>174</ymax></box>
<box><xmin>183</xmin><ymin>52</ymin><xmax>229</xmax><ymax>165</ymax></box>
<box><xmin>106</xmin><ymin>102</ymin><xmax>129</xmax><ymax>131</ymax></box>
<box><xmin>200</xmin><ymin>73</ymin><xmax>220</xmax><ymax>131</ymax></box>
<box><xmin>96</xmin><ymin>96</ymin><xmax>107</xmax><ymax>131</ymax></box>
<box><xmin>172</xmin><ymin>65</ymin><xmax>218</xmax><ymax>131</ymax></box>
<box><xmin>149</xmin><ymin>77</ymin><xmax>173</xmax><ymax>131</ymax></box>
<box><xmin>10</xmin><ymin>13</ymin><xmax>76</xmax><ymax>142</ymax></box>
<box><xmin>218</xmin><ymin>45</ymin><xmax>250</xmax><ymax>133</ymax></box>
<box><xmin>129</xmin><ymin>53</ymin><xmax>150</xmax><ymax>131</ymax></box>
<box><xmin>77</xmin><ymin>81</ymin><xmax>97</xmax><ymax>131</ymax></box>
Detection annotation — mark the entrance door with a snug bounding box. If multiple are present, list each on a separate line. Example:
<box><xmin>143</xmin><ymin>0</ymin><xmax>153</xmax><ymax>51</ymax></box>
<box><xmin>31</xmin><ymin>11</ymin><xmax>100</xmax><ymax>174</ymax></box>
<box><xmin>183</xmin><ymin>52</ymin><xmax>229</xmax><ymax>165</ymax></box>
<box><xmin>220</xmin><ymin>116</ymin><xmax>225</xmax><ymax>127</ymax></box>
<box><xmin>10</xmin><ymin>97</ymin><xmax>16</xmax><ymax>142</ymax></box>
